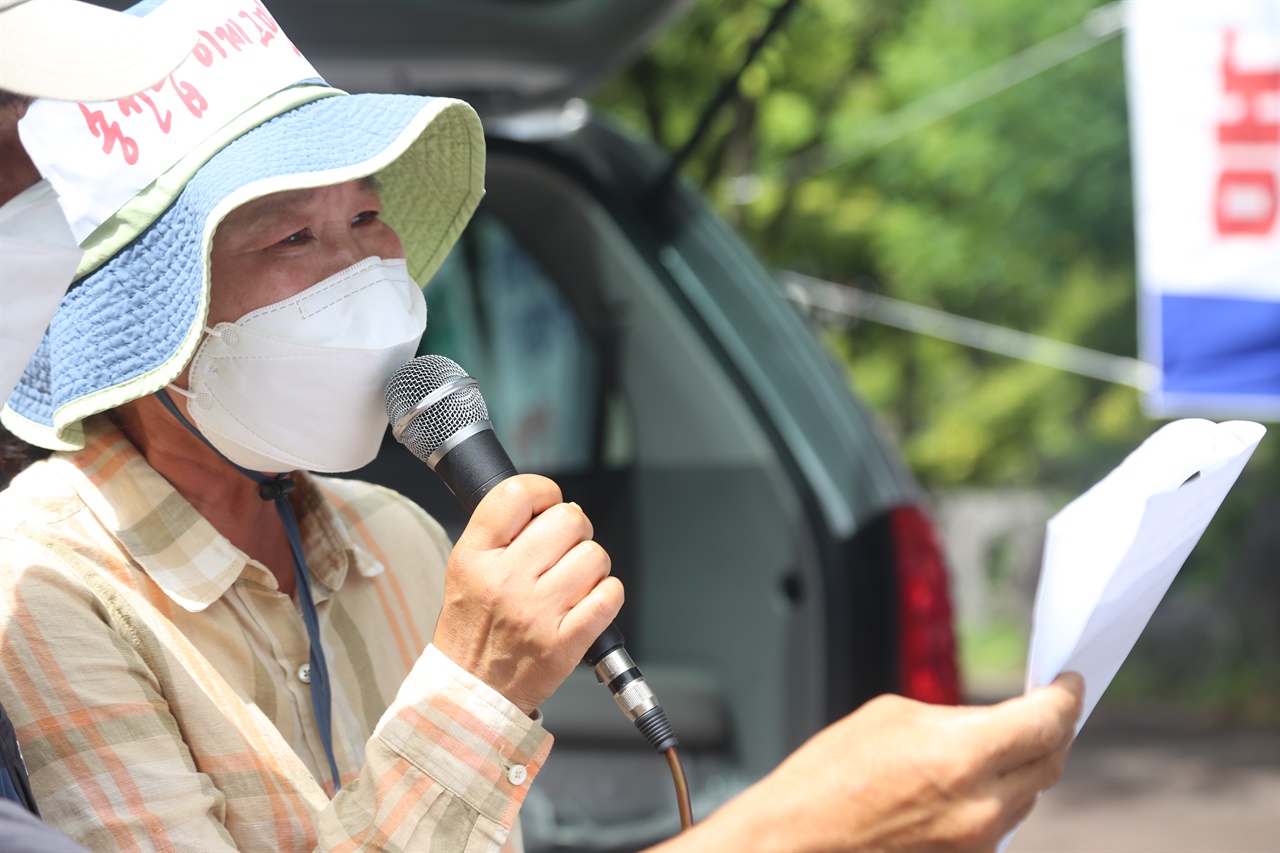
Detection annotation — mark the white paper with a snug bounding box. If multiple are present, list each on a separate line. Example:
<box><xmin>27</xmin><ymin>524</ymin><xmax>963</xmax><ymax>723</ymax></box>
<box><xmin>1000</xmin><ymin>418</ymin><xmax>1265</xmax><ymax>851</ymax></box>
<box><xmin>1025</xmin><ymin>418</ymin><xmax>1264</xmax><ymax>726</ymax></box>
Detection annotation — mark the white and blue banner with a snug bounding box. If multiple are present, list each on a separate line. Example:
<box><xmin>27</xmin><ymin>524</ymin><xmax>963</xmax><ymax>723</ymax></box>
<box><xmin>1127</xmin><ymin>0</ymin><xmax>1280</xmax><ymax>420</ymax></box>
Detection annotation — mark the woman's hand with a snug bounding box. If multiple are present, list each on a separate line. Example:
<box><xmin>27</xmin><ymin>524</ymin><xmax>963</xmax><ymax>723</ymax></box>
<box><xmin>432</xmin><ymin>474</ymin><xmax>623</xmax><ymax>715</ymax></box>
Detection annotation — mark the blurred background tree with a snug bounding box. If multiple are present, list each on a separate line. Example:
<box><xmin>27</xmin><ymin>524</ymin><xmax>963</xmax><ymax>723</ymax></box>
<box><xmin>596</xmin><ymin>0</ymin><xmax>1279</xmax><ymax>720</ymax></box>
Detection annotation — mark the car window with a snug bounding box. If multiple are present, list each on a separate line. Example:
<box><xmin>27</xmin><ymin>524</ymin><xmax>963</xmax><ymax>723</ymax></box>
<box><xmin>422</xmin><ymin>209</ymin><xmax>600</xmax><ymax>474</ymax></box>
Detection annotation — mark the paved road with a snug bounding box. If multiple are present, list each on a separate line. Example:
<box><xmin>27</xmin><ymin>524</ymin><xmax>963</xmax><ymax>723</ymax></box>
<box><xmin>1007</xmin><ymin>720</ymin><xmax>1280</xmax><ymax>853</ymax></box>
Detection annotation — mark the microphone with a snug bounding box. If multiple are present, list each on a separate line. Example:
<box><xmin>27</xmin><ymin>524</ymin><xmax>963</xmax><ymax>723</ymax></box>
<box><xmin>385</xmin><ymin>354</ymin><xmax>678</xmax><ymax>753</ymax></box>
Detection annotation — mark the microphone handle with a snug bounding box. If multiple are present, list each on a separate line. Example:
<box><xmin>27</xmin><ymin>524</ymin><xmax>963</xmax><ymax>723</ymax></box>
<box><xmin>431</xmin><ymin>431</ymin><xmax>650</xmax><ymax>681</ymax></box>
<box><xmin>433</xmin><ymin>428</ymin><xmax>518</xmax><ymax>514</ymax></box>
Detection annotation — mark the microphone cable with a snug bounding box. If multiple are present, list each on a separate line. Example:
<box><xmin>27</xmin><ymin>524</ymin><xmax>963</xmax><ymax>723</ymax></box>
<box><xmin>667</xmin><ymin>746</ymin><xmax>693</xmax><ymax>830</ymax></box>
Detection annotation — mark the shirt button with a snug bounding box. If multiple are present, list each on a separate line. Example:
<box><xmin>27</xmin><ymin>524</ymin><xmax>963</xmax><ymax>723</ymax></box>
<box><xmin>507</xmin><ymin>764</ymin><xmax>528</xmax><ymax>786</ymax></box>
<box><xmin>297</xmin><ymin>663</ymin><xmax>311</xmax><ymax>684</ymax></box>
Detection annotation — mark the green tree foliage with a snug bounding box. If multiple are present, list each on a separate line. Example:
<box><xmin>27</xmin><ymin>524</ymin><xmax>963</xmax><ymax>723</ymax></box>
<box><xmin>597</xmin><ymin>0</ymin><xmax>1150</xmax><ymax>492</ymax></box>
<box><xmin>598</xmin><ymin>0</ymin><xmax>1280</xmax><ymax>624</ymax></box>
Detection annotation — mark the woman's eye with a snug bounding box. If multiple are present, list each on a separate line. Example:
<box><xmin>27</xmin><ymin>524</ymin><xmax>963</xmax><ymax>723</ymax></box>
<box><xmin>353</xmin><ymin>210</ymin><xmax>380</xmax><ymax>226</ymax></box>
<box><xmin>277</xmin><ymin>228</ymin><xmax>312</xmax><ymax>246</ymax></box>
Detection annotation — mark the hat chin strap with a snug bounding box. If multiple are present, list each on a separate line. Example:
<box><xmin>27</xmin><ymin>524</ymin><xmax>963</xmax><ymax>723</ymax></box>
<box><xmin>156</xmin><ymin>388</ymin><xmax>344</xmax><ymax>792</ymax></box>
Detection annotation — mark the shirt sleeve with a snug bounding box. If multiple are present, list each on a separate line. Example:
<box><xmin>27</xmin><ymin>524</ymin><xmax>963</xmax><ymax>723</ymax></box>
<box><xmin>0</xmin><ymin>533</ymin><xmax>552</xmax><ymax>853</ymax></box>
<box><xmin>316</xmin><ymin>645</ymin><xmax>553</xmax><ymax>851</ymax></box>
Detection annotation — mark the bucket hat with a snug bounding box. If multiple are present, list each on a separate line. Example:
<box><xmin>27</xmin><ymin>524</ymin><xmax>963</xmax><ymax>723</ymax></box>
<box><xmin>0</xmin><ymin>0</ymin><xmax>194</xmax><ymax>102</ymax></box>
<box><xmin>2</xmin><ymin>3</ymin><xmax>485</xmax><ymax>451</ymax></box>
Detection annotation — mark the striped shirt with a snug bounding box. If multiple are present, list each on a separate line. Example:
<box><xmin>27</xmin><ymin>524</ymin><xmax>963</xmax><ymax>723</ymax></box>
<box><xmin>0</xmin><ymin>415</ymin><xmax>550</xmax><ymax>851</ymax></box>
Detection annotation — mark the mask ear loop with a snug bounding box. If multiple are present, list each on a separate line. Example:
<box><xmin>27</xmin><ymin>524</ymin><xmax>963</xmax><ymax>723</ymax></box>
<box><xmin>156</xmin><ymin>388</ymin><xmax>344</xmax><ymax>793</ymax></box>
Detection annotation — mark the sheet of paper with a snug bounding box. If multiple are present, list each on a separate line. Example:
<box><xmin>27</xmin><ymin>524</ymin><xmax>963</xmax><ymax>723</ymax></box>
<box><xmin>1024</xmin><ymin>418</ymin><xmax>1264</xmax><ymax>726</ymax></box>
<box><xmin>1000</xmin><ymin>418</ymin><xmax>1265</xmax><ymax>851</ymax></box>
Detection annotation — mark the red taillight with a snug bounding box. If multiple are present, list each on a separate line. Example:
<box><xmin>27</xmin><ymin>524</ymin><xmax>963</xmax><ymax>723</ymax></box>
<box><xmin>889</xmin><ymin>505</ymin><xmax>962</xmax><ymax>705</ymax></box>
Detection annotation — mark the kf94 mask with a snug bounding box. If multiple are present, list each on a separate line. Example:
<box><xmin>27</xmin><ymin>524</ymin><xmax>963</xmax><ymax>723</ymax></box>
<box><xmin>173</xmin><ymin>256</ymin><xmax>427</xmax><ymax>473</ymax></box>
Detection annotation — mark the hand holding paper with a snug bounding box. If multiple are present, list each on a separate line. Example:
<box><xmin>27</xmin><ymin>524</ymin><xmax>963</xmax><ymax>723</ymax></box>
<box><xmin>999</xmin><ymin>420</ymin><xmax>1264</xmax><ymax>851</ymax></box>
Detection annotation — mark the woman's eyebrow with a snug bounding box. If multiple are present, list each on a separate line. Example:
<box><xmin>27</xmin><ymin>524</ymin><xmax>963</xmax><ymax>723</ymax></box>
<box><xmin>222</xmin><ymin>178</ymin><xmax>382</xmax><ymax>241</ymax></box>
<box><xmin>233</xmin><ymin>188</ymin><xmax>320</xmax><ymax>232</ymax></box>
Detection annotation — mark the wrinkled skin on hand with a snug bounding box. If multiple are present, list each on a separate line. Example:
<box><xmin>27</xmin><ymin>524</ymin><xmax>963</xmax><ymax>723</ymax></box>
<box><xmin>432</xmin><ymin>474</ymin><xmax>624</xmax><ymax>716</ymax></box>
<box><xmin>655</xmin><ymin>672</ymin><xmax>1085</xmax><ymax>853</ymax></box>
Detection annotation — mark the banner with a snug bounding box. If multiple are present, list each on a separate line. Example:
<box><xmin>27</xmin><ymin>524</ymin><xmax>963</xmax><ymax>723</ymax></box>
<box><xmin>1127</xmin><ymin>0</ymin><xmax>1280</xmax><ymax>420</ymax></box>
<box><xmin>19</xmin><ymin>0</ymin><xmax>319</xmax><ymax>244</ymax></box>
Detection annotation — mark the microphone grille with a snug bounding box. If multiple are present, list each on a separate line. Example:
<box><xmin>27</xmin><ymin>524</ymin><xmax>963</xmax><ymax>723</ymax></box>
<box><xmin>385</xmin><ymin>355</ymin><xmax>490</xmax><ymax>465</ymax></box>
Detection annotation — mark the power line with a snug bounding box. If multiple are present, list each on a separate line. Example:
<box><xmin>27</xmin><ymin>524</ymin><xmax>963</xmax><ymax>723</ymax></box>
<box><xmin>778</xmin><ymin>2</ymin><xmax>1125</xmax><ymax>186</ymax></box>
<box><xmin>781</xmin><ymin>270</ymin><xmax>1157</xmax><ymax>390</ymax></box>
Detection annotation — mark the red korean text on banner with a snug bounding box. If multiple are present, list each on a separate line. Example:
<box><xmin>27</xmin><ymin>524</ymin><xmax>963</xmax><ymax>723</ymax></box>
<box><xmin>250</xmin><ymin>0</ymin><xmax>299</xmax><ymax>56</ymax></box>
<box><xmin>214</xmin><ymin>20</ymin><xmax>250</xmax><ymax>53</ymax></box>
<box><xmin>118</xmin><ymin>91</ymin><xmax>173</xmax><ymax>135</ymax></box>
<box><xmin>239</xmin><ymin>8</ymin><xmax>275</xmax><ymax>47</ymax></box>
<box><xmin>169</xmin><ymin>74</ymin><xmax>208</xmax><ymax>119</ymax></box>
<box><xmin>1215</xmin><ymin>30</ymin><xmax>1280</xmax><ymax>237</ymax></box>
<box><xmin>78</xmin><ymin>103</ymin><xmax>140</xmax><ymax>165</ymax></box>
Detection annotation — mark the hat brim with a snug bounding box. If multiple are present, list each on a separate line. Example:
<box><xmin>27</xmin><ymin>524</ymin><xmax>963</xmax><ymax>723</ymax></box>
<box><xmin>2</xmin><ymin>92</ymin><xmax>485</xmax><ymax>450</ymax></box>
<box><xmin>0</xmin><ymin>0</ymin><xmax>195</xmax><ymax>102</ymax></box>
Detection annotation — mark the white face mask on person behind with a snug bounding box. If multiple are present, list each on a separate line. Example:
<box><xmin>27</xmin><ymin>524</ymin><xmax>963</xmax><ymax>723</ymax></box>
<box><xmin>0</xmin><ymin>179</ymin><xmax>84</xmax><ymax>406</ymax></box>
<box><xmin>170</xmin><ymin>256</ymin><xmax>427</xmax><ymax>473</ymax></box>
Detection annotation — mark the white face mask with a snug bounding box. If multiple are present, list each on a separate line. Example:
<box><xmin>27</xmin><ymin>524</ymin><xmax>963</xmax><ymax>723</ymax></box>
<box><xmin>172</xmin><ymin>256</ymin><xmax>426</xmax><ymax>473</ymax></box>
<box><xmin>0</xmin><ymin>180</ymin><xmax>84</xmax><ymax>406</ymax></box>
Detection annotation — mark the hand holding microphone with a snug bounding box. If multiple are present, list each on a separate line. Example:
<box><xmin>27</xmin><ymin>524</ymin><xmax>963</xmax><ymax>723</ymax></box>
<box><xmin>383</xmin><ymin>354</ymin><xmax>620</xmax><ymax>714</ymax></box>
<box><xmin>433</xmin><ymin>473</ymin><xmax>621</xmax><ymax>716</ymax></box>
<box><xmin>386</xmin><ymin>355</ymin><xmax>680</xmax><ymax>756</ymax></box>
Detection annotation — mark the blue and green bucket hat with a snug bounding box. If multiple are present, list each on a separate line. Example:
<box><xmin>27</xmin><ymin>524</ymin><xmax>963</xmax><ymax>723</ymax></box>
<box><xmin>2</xmin><ymin>0</ymin><xmax>484</xmax><ymax>451</ymax></box>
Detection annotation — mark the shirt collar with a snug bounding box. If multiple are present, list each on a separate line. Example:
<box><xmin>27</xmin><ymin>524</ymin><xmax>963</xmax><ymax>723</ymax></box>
<box><xmin>64</xmin><ymin>415</ymin><xmax>370</xmax><ymax>612</ymax></box>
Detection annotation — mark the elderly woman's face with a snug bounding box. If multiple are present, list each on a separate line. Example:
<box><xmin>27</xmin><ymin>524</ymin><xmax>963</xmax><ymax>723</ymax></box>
<box><xmin>207</xmin><ymin>176</ymin><xmax>405</xmax><ymax>325</ymax></box>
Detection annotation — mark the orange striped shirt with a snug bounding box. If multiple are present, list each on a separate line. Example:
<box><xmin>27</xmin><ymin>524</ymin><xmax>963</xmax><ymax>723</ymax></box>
<box><xmin>0</xmin><ymin>416</ymin><xmax>550</xmax><ymax>851</ymax></box>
